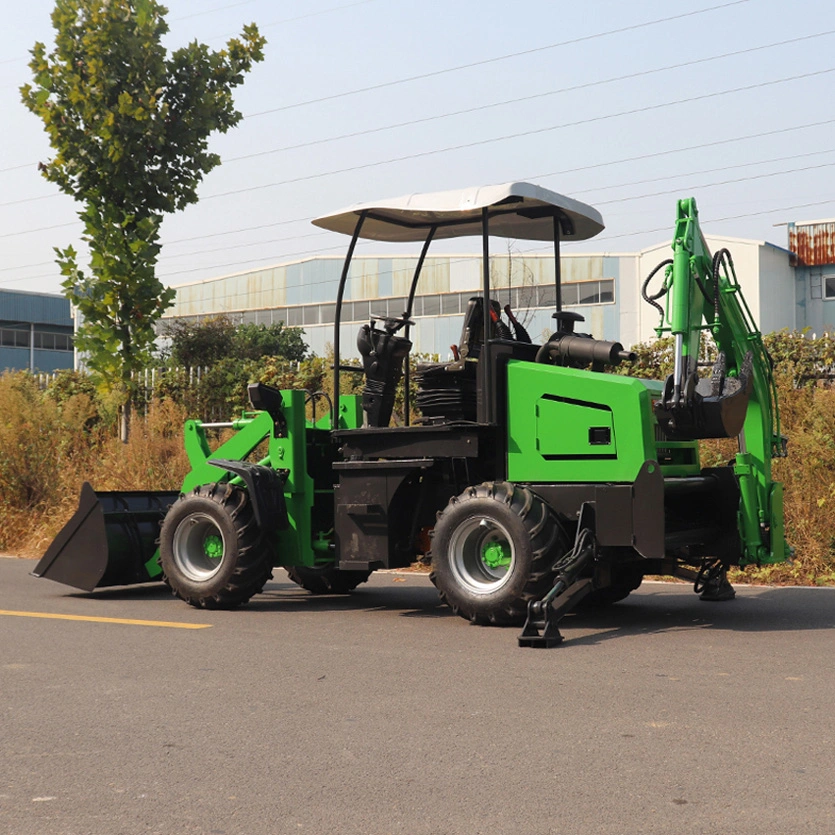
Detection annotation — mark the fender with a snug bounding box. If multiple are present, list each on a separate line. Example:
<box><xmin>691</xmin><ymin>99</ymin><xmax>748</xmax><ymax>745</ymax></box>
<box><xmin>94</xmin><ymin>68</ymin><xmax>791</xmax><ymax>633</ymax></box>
<box><xmin>209</xmin><ymin>459</ymin><xmax>289</xmax><ymax>531</ymax></box>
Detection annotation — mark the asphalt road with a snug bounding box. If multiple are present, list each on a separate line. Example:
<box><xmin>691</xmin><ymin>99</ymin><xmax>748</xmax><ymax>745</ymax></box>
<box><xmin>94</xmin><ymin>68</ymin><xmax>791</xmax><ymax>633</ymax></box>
<box><xmin>2</xmin><ymin>557</ymin><xmax>835</xmax><ymax>835</ymax></box>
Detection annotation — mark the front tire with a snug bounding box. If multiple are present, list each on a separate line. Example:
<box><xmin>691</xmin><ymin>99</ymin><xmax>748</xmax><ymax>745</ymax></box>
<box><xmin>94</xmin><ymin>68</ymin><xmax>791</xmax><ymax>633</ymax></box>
<box><xmin>159</xmin><ymin>483</ymin><xmax>273</xmax><ymax>609</ymax></box>
<box><xmin>430</xmin><ymin>482</ymin><xmax>567</xmax><ymax>625</ymax></box>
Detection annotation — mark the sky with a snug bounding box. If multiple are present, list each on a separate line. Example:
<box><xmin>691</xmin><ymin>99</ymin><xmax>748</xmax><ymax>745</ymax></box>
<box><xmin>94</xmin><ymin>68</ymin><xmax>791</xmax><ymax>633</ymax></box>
<box><xmin>2</xmin><ymin>0</ymin><xmax>835</xmax><ymax>296</ymax></box>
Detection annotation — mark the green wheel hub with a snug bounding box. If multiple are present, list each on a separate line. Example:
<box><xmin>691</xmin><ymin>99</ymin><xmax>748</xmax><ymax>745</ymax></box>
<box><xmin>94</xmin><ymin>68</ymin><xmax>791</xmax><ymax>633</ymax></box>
<box><xmin>482</xmin><ymin>541</ymin><xmax>512</xmax><ymax>570</ymax></box>
<box><xmin>171</xmin><ymin>512</ymin><xmax>227</xmax><ymax>583</ymax></box>
<box><xmin>203</xmin><ymin>533</ymin><xmax>224</xmax><ymax>560</ymax></box>
<box><xmin>448</xmin><ymin>515</ymin><xmax>516</xmax><ymax>595</ymax></box>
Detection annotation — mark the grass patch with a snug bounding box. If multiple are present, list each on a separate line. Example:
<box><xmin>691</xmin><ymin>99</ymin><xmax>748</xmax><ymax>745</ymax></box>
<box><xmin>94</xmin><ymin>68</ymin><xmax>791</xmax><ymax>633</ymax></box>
<box><xmin>0</xmin><ymin>373</ymin><xmax>189</xmax><ymax>556</ymax></box>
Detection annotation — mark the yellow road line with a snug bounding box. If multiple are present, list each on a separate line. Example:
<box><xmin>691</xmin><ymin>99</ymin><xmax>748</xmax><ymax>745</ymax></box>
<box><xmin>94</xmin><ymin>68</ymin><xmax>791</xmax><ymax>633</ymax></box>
<box><xmin>0</xmin><ymin>609</ymin><xmax>212</xmax><ymax>630</ymax></box>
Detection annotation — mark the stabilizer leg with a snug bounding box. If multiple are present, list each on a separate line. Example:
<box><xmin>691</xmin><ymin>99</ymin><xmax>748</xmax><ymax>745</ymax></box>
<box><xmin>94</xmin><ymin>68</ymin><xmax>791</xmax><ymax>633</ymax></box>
<box><xmin>518</xmin><ymin>503</ymin><xmax>597</xmax><ymax>648</ymax></box>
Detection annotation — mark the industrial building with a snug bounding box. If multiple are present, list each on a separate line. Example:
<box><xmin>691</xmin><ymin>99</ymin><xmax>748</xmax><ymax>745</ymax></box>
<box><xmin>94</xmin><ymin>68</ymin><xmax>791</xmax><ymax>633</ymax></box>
<box><xmin>7</xmin><ymin>220</ymin><xmax>830</xmax><ymax>375</ymax></box>
<box><xmin>0</xmin><ymin>288</ymin><xmax>74</xmax><ymax>373</ymax></box>
<box><xmin>163</xmin><ymin>234</ymin><xmax>798</xmax><ymax>360</ymax></box>
<box><xmin>788</xmin><ymin>218</ymin><xmax>835</xmax><ymax>335</ymax></box>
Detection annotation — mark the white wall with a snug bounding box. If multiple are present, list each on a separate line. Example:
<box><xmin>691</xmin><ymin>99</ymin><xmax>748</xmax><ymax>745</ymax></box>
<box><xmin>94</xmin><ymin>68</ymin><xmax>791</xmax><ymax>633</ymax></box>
<box><xmin>757</xmin><ymin>244</ymin><xmax>796</xmax><ymax>334</ymax></box>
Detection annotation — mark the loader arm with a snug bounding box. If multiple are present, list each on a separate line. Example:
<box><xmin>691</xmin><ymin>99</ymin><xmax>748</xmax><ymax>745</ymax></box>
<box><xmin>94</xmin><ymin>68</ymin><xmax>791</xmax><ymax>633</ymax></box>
<box><xmin>651</xmin><ymin>197</ymin><xmax>786</xmax><ymax>565</ymax></box>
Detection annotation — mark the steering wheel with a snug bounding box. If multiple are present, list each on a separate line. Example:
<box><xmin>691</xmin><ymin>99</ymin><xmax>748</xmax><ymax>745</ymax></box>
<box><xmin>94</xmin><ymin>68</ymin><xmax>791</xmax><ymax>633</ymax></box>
<box><xmin>370</xmin><ymin>312</ymin><xmax>415</xmax><ymax>334</ymax></box>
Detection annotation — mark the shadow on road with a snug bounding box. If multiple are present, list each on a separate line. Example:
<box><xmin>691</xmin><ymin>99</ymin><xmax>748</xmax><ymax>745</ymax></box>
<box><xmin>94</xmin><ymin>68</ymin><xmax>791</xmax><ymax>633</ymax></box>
<box><xmin>559</xmin><ymin>585</ymin><xmax>835</xmax><ymax>647</ymax></box>
<box><xmin>64</xmin><ymin>578</ymin><xmax>835</xmax><ymax>644</ymax></box>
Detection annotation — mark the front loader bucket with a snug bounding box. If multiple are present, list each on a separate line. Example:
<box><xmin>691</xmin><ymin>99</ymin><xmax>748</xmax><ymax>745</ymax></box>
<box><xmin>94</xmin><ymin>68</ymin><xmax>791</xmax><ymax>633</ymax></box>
<box><xmin>32</xmin><ymin>482</ymin><xmax>179</xmax><ymax>592</ymax></box>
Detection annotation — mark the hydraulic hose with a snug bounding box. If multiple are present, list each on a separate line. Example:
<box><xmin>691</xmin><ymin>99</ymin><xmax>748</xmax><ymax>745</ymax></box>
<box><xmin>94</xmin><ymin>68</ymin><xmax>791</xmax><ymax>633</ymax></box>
<box><xmin>641</xmin><ymin>259</ymin><xmax>673</xmax><ymax>318</ymax></box>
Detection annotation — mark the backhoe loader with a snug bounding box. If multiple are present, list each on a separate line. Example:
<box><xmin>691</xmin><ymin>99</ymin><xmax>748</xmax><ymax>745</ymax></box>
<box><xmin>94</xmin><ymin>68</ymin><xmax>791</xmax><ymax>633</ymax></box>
<box><xmin>35</xmin><ymin>183</ymin><xmax>788</xmax><ymax>646</ymax></box>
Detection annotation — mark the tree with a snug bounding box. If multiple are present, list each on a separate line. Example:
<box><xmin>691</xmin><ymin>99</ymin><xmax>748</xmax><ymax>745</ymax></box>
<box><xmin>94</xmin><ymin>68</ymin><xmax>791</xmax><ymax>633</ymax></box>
<box><xmin>164</xmin><ymin>315</ymin><xmax>308</xmax><ymax>368</ymax></box>
<box><xmin>234</xmin><ymin>322</ymin><xmax>309</xmax><ymax>363</ymax></box>
<box><xmin>21</xmin><ymin>0</ymin><xmax>266</xmax><ymax>441</ymax></box>
<box><xmin>165</xmin><ymin>315</ymin><xmax>237</xmax><ymax>369</ymax></box>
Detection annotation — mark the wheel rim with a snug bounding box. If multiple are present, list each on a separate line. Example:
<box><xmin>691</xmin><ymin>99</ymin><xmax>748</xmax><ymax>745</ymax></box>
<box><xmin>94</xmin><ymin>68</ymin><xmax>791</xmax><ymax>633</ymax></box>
<box><xmin>448</xmin><ymin>515</ymin><xmax>515</xmax><ymax>595</ymax></box>
<box><xmin>171</xmin><ymin>513</ymin><xmax>226</xmax><ymax>582</ymax></box>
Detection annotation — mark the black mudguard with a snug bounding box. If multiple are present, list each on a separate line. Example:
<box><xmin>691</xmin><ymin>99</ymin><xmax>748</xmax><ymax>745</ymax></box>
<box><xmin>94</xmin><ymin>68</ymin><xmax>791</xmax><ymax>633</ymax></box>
<box><xmin>208</xmin><ymin>459</ymin><xmax>289</xmax><ymax>531</ymax></box>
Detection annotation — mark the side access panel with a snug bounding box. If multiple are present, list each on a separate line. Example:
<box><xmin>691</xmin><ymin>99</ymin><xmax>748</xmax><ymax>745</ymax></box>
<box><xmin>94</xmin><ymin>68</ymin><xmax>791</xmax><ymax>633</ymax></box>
<box><xmin>505</xmin><ymin>360</ymin><xmax>658</xmax><ymax>484</ymax></box>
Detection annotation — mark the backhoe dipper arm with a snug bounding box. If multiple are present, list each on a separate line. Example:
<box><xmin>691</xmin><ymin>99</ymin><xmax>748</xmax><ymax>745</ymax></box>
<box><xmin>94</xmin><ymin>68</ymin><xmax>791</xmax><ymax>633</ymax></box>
<box><xmin>649</xmin><ymin>197</ymin><xmax>786</xmax><ymax>565</ymax></box>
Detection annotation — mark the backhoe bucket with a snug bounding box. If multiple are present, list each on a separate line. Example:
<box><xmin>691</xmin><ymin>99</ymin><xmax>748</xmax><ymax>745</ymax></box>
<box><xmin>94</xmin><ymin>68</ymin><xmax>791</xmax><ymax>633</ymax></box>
<box><xmin>33</xmin><ymin>482</ymin><xmax>179</xmax><ymax>592</ymax></box>
<box><xmin>655</xmin><ymin>351</ymin><xmax>754</xmax><ymax>441</ymax></box>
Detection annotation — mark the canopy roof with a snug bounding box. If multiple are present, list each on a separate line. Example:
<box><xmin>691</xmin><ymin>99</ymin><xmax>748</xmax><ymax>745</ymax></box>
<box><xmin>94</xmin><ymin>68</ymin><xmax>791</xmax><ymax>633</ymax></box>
<box><xmin>312</xmin><ymin>182</ymin><xmax>604</xmax><ymax>243</ymax></box>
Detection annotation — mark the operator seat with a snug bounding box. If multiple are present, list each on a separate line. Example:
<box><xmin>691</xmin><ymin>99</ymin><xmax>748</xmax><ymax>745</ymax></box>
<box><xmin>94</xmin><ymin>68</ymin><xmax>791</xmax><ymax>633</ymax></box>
<box><xmin>415</xmin><ymin>297</ymin><xmax>509</xmax><ymax>423</ymax></box>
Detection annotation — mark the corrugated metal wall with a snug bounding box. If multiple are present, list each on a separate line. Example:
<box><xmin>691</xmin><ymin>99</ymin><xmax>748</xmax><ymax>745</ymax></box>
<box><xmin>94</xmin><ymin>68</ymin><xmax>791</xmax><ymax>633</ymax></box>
<box><xmin>0</xmin><ymin>289</ymin><xmax>72</xmax><ymax>326</ymax></box>
<box><xmin>789</xmin><ymin>221</ymin><xmax>835</xmax><ymax>267</ymax></box>
<box><xmin>167</xmin><ymin>254</ymin><xmax>614</xmax><ymax>318</ymax></box>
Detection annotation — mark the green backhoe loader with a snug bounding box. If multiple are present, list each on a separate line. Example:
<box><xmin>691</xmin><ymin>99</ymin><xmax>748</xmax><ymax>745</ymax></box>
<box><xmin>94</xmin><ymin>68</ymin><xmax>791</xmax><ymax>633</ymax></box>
<box><xmin>34</xmin><ymin>183</ymin><xmax>789</xmax><ymax>646</ymax></box>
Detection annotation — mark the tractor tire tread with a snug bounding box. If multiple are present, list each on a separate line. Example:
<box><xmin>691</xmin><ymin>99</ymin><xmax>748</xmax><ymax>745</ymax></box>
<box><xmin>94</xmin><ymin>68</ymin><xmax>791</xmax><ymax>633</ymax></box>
<box><xmin>161</xmin><ymin>483</ymin><xmax>273</xmax><ymax>610</ymax></box>
<box><xmin>429</xmin><ymin>481</ymin><xmax>569</xmax><ymax>626</ymax></box>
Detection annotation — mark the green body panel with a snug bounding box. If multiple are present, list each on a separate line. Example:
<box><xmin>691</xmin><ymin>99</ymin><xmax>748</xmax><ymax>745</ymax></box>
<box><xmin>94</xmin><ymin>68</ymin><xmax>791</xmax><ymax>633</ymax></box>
<box><xmin>269</xmin><ymin>389</ymin><xmax>316</xmax><ymax>567</ymax></box>
<box><xmin>271</xmin><ymin>392</ymin><xmax>360</xmax><ymax>565</ymax></box>
<box><xmin>506</xmin><ymin>360</ymin><xmax>659</xmax><ymax>484</ymax></box>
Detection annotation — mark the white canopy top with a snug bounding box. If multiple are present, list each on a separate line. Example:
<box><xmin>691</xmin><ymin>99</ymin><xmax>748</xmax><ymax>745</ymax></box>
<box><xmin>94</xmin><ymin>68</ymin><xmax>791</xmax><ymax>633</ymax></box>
<box><xmin>312</xmin><ymin>182</ymin><xmax>604</xmax><ymax>243</ymax></box>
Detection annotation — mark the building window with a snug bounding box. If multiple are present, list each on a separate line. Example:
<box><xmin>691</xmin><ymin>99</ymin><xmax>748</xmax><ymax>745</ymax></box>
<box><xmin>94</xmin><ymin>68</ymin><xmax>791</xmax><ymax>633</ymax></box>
<box><xmin>33</xmin><ymin>331</ymin><xmax>74</xmax><ymax>351</ymax></box>
<box><xmin>0</xmin><ymin>328</ymin><xmax>30</xmax><ymax>348</ymax></box>
<box><xmin>824</xmin><ymin>275</ymin><xmax>835</xmax><ymax>299</ymax></box>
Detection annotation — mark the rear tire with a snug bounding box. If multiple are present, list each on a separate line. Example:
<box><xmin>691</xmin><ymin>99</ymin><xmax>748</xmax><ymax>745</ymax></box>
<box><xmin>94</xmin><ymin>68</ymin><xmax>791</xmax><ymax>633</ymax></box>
<box><xmin>430</xmin><ymin>482</ymin><xmax>568</xmax><ymax>625</ymax></box>
<box><xmin>286</xmin><ymin>565</ymin><xmax>372</xmax><ymax>594</ymax></box>
<box><xmin>160</xmin><ymin>483</ymin><xmax>273</xmax><ymax>609</ymax></box>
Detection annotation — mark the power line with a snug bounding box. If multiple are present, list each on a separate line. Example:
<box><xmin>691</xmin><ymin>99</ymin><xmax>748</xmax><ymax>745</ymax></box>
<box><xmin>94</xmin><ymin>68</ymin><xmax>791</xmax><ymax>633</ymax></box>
<box><xmin>154</xmin><ymin>194</ymin><xmax>824</xmax><ymax>298</ymax></box>
<box><xmin>592</xmin><ymin>161</ymin><xmax>835</xmax><ymax>207</ymax></box>
<box><xmin>556</xmin><ymin>199</ymin><xmax>835</xmax><ymax>246</ymax></box>
<box><xmin>2</xmin><ymin>2</ymin><xmax>780</xmax><ymax>176</ymax></box>
<box><xmin>160</xmin><ymin>185</ymin><xmax>833</xmax><ymax>282</ymax></box>
<box><xmin>5</xmin><ymin>117</ymin><xmax>833</xmax><ymax>258</ymax></box>
<box><xmin>0</xmin><ymin>0</ymin><xmax>378</xmax><ymax>66</ymax></box>
<box><xmin>5</xmin><ymin>27</ymin><xmax>832</xmax><ymax>179</ymax></box>
<box><xmin>159</xmin><ymin>243</ymin><xmax>353</xmax><ymax>280</ymax></box>
<box><xmin>5</xmin><ymin>195</ymin><xmax>833</xmax><ymax>291</ymax></box>
<box><xmin>259</xmin><ymin>0</ymin><xmax>378</xmax><ymax>29</ymax></box>
<box><xmin>0</xmin><ymin>221</ymin><xmax>78</xmax><ymax>239</ymax></box>
<box><xmin>171</xmin><ymin>0</ymin><xmax>264</xmax><ymax>22</ymax></box>
<box><xmin>573</xmin><ymin>148</ymin><xmax>835</xmax><ymax>196</ymax></box>
<box><xmin>0</xmin><ymin>192</ymin><xmax>62</xmax><ymax>208</ymax></box>
<box><xmin>0</xmin><ymin>260</ymin><xmax>53</xmax><ymax>274</ymax></box>
<box><xmin>527</xmin><ymin>120</ymin><xmax>835</xmax><ymax>182</ymax></box>
<box><xmin>162</xmin><ymin>231</ymin><xmax>330</xmax><ymax>262</ymax></box>
<box><xmin>222</xmin><ymin>29</ymin><xmax>835</xmax><ymax>165</ymax></box>
<box><xmin>162</xmin><ymin>216</ymin><xmax>314</xmax><ymax>247</ymax></box>
<box><xmin>245</xmin><ymin>0</ymin><xmax>751</xmax><ymax>117</ymax></box>
<box><xmin>136</xmin><ymin>119</ymin><xmax>835</xmax><ymax>251</ymax></box>
<box><xmin>160</xmin><ymin>155</ymin><xmax>835</xmax><ymax>265</ymax></box>
<box><xmin>201</xmin><ymin>67</ymin><xmax>835</xmax><ymax>202</ymax></box>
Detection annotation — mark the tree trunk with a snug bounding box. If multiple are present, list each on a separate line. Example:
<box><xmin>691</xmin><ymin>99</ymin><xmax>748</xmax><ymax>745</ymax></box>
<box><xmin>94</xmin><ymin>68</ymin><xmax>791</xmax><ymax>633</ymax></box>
<box><xmin>120</xmin><ymin>397</ymin><xmax>131</xmax><ymax>444</ymax></box>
